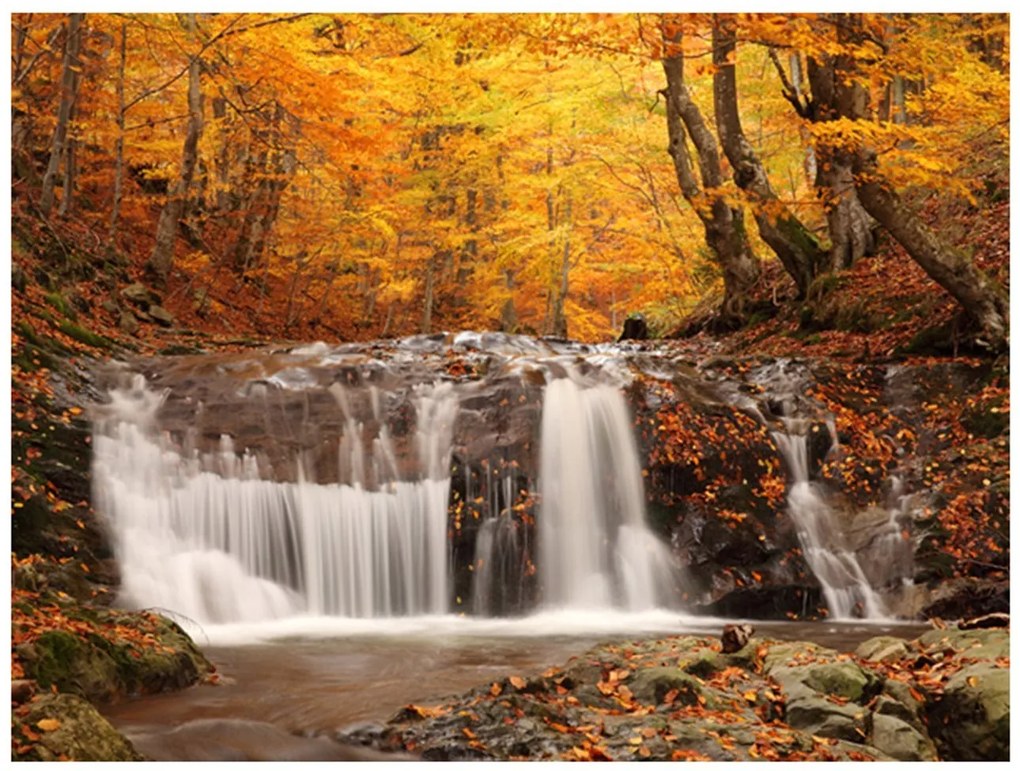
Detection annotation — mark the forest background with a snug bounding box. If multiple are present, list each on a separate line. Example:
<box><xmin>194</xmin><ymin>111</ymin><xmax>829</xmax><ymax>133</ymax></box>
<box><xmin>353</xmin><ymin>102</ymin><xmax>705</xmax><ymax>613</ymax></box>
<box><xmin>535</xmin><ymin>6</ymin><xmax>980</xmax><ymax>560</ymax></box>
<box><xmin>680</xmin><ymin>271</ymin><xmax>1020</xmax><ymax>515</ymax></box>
<box><xmin>9</xmin><ymin>11</ymin><xmax>1010</xmax><ymax>349</ymax></box>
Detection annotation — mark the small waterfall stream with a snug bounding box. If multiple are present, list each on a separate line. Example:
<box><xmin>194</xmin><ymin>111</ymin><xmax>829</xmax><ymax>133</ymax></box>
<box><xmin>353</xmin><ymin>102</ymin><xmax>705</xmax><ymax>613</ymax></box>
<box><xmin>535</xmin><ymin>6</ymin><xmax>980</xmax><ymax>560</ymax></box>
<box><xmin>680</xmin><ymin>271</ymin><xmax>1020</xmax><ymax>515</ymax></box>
<box><xmin>772</xmin><ymin>427</ymin><xmax>887</xmax><ymax>619</ymax></box>
<box><xmin>537</xmin><ymin>378</ymin><xmax>675</xmax><ymax>610</ymax></box>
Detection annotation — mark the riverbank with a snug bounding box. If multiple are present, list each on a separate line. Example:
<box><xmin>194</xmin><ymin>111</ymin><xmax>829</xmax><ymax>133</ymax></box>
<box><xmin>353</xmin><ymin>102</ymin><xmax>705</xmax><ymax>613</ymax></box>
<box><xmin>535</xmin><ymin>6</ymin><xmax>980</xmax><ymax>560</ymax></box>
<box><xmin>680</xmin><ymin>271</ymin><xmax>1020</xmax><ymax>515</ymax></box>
<box><xmin>342</xmin><ymin>623</ymin><xmax>1009</xmax><ymax>761</ymax></box>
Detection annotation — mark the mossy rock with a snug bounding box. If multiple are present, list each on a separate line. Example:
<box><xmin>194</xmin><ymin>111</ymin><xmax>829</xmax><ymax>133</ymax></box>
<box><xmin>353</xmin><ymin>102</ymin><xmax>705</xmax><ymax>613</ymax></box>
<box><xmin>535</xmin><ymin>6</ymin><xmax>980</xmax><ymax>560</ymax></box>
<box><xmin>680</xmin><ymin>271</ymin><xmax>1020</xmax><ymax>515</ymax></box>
<box><xmin>960</xmin><ymin>398</ymin><xmax>1008</xmax><ymax>438</ymax></box>
<box><xmin>855</xmin><ymin>636</ymin><xmax>910</xmax><ymax>663</ymax></box>
<box><xmin>916</xmin><ymin>627</ymin><xmax>1009</xmax><ymax>661</ymax></box>
<box><xmin>870</xmin><ymin>712</ymin><xmax>937</xmax><ymax>761</ymax></box>
<box><xmin>44</xmin><ymin>291</ymin><xmax>78</xmax><ymax>320</ymax></box>
<box><xmin>57</xmin><ymin>320</ymin><xmax>115</xmax><ymax>350</ymax></box>
<box><xmin>802</xmin><ymin>661</ymin><xmax>877</xmax><ymax>703</ymax></box>
<box><xmin>927</xmin><ymin>661</ymin><xmax>1009</xmax><ymax>760</ymax></box>
<box><xmin>18</xmin><ymin>612</ymin><xmax>212</xmax><ymax>703</ymax></box>
<box><xmin>12</xmin><ymin>692</ymin><xmax>144</xmax><ymax>761</ymax></box>
<box><xmin>627</xmin><ymin>666</ymin><xmax>709</xmax><ymax>707</ymax></box>
<box><xmin>19</xmin><ymin>630</ymin><xmax>121</xmax><ymax>701</ymax></box>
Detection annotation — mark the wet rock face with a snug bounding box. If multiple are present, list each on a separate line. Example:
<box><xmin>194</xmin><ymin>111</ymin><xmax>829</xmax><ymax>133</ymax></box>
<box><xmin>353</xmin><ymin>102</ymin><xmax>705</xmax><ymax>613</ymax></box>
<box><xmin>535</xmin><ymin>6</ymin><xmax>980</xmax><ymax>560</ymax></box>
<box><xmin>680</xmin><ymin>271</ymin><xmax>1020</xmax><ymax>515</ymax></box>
<box><xmin>16</xmin><ymin>610</ymin><xmax>212</xmax><ymax>704</ymax></box>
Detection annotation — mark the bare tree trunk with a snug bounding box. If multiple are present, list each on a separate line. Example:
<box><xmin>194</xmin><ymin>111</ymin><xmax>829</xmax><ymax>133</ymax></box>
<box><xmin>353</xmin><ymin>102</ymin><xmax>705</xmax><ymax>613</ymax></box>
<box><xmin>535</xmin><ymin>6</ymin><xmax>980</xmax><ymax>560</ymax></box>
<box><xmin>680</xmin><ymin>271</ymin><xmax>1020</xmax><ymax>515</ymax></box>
<box><xmin>712</xmin><ymin>15</ymin><xmax>821</xmax><ymax>297</ymax></box>
<box><xmin>500</xmin><ymin>269</ymin><xmax>518</xmax><ymax>332</ymax></box>
<box><xmin>421</xmin><ymin>256</ymin><xmax>436</xmax><ymax>333</ymax></box>
<box><xmin>109</xmin><ymin>22</ymin><xmax>127</xmax><ymax>242</ymax></box>
<box><xmin>549</xmin><ymin>192</ymin><xmax>572</xmax><ymax>338</ymax></box>
<box><xmin>40</xmin><ymin>13</ymin><xmax>84</xmax><ymax>215</ymax></box>
<box><xmin>147</xmin><ymin>13</ymin><xmax>204</xmax><ymax>281</ymax></box>
<box><xmin>833</xmin><ymin>13</ymin><xmax>1008</xmax><ymax>349</ymax></box>
<box><xmin>801</xmin><ymin>46</ymin><xmax>876</xmax><ymax>272</ymax></box>
<box><xmin>661</xmin><ymin>17</ymin><xmax>759</xmax><ymax>327</ymax></box>
<box><xmin>59</xmin><ymin>133</ymin><xmax>76</xmax><ymax>217</ymax></box>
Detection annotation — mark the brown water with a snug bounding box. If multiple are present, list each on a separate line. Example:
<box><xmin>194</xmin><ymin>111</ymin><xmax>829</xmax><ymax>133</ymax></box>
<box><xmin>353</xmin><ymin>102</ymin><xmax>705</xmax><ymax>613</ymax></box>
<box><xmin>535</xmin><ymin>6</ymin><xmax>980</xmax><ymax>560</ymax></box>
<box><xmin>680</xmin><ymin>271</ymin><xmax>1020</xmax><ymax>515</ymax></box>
<box><xmin>100</xmin><ymin>619</ymin><xmax>927</xmax><ymax>761</ymax></box>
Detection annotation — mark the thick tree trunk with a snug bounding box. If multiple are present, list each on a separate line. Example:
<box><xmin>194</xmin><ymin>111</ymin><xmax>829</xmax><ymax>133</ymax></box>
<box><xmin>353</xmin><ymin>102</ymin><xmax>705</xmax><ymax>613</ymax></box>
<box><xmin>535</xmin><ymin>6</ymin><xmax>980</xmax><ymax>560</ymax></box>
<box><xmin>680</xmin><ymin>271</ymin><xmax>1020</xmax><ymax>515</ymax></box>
<box><xmin>712</xmin><ymin>15</ymin><xmax>822</xmax><ymax>297</ymax></box>
<box><xmin>854</xmin><ymin>163</ymin><xmax>1008</xmax><ymax>348</ymax></box>
<box><xmin>40</xmin><ymin>13</ymin><xmax>84</xmax><ymax>215</ymax></box>
<box><xmin>834</xmin><ymin>13</ymin><xmax>1008</xmax><ymax>350</ymax></box>
<box><xmin>147</xmin><ymin>14</ymin><xmax>204</xmax><ymax>281</ymax></box>
<box><xmin>804</xmin><ymin>47</ymin><xmax>876</xmax><ymax>273</ymax></box>
<box><xmin>661</xmin><ymin>18</ymin><xmax>759</xmax><ymax>326</ymax></box>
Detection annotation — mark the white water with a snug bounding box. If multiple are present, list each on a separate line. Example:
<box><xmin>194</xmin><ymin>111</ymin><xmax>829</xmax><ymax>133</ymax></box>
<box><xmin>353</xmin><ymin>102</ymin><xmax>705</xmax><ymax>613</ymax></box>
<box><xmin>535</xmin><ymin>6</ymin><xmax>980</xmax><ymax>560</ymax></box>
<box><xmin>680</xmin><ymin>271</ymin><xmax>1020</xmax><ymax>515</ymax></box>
<box><xmin>94</xmin><ymin>366</ymin><xmax>676</xmax><ymax>627</ymax></box>
<box><xmin>772</xmin><ymin>427</ymin><xmax>888</xmax><ymax>619</ymax></box>
<box><xmin>537</xmin><ymin>378</ymin><xmax>676</xmax><ymax>610</ymax></box>
<box><xmin>93</xmin><ymin>376</ymin><xmax>455</xmax><ymax>623</ymax></box>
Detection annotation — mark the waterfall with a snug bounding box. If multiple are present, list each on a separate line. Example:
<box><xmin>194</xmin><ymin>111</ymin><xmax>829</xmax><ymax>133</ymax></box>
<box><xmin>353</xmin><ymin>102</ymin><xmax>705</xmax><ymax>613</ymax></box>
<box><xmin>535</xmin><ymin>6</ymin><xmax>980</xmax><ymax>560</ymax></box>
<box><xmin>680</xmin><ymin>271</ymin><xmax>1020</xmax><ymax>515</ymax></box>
<box><xmin>772</xmin><ymin>426</ymin><xmax>887</xmax><ymax>619</ymax></box>
<box><xmin>93</xmin><ymin>375</ymin><xmax>456</xmax><ymax>623</ymax></box>
<box><xmin>537</xmin><ymin>378</ymin><xmax>675</xmax><ymax>610</ymax></box>
<box><xmin>93</xmin><ymin>351</ymin><xmax>676</xmax><ymax>626</ymax></box>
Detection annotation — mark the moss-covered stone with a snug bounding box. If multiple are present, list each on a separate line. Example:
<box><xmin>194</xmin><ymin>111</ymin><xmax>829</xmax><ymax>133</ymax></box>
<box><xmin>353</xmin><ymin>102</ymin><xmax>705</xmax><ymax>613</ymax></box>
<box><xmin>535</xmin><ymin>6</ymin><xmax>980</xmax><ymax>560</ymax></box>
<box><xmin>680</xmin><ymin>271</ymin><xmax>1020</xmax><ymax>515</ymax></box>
<box><xmin>57</xmin><ymin>319</ymin><xmax>114</xmax><ymax>350</ymax></box>
<box><xmin>802</xmin><ymin>661</ymin><xmax>876</xmax><ymax>702</ymax></box>
<box><xmin>17</xmin><ymin>611</ymin><xmax>213</xmax><ymax>704</ymax></box>
<box><xmin>12</xmin><ymin>693</ymin><xmax>144</xmax><ymax>761</ymax></box>
<box><xmin>927</xmin><ymin>661</ymin><xmax>1009</xmax><ymax>761</ymax></box>
<box><xmin>44</xmin><ymin>291</ymin><xmax>78</xmax><ymax>320</ymax></box>
<box><xmin>855</xmin><ymin>635</ymin><xmax>910</xmax><ymax>663</ymax></box>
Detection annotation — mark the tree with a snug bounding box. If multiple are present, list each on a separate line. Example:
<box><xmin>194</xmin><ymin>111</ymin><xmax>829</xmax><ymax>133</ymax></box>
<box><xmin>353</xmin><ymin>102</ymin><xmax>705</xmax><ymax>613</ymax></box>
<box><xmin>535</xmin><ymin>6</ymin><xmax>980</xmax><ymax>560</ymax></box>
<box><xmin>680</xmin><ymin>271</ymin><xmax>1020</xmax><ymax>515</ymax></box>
<box><xmin>823</xmin><ymin>14</ymin><xmax>1008</xmax><ymax>350</ymax></box>
<box><xmin>147</xmin><ymin>13</ymin><xmax>204</xmax><ymax>281</ymax></box>
<box><xmin>767</xmin><ymin>29</ymin><xmax>877</xmax><ymax>273</ymax></box>
<box><xmin>39</xmin><ymin>13</ymin><xmax>84</xmax><ymax>215</ymax></box>
<box><xmin>660</xmin><ymin>15</ymin><xmax>760</xmax><ymax>327</ymax></box>
<box><xmin>711</xmin><ymin>14</ymin><xmax>824</xmax><ymax>297</ymax></box>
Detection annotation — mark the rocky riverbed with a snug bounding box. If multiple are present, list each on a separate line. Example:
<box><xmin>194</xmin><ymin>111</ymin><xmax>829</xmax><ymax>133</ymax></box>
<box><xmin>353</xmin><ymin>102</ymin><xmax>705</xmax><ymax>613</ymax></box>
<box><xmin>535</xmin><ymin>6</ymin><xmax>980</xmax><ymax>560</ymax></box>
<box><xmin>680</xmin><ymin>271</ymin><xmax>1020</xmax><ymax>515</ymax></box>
<box><xmin>341</xmin><ymin>624</ymin><xmax>1009</xmax><ymax>762</ymax></box>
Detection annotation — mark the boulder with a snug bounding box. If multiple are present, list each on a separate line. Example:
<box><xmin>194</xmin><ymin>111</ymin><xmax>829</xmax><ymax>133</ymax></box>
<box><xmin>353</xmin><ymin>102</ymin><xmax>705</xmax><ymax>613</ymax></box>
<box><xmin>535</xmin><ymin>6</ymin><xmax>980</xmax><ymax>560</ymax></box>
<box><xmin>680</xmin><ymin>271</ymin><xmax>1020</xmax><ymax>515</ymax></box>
<box><xmin>870</xmin><ymin>712</ymin><xmax>937</xmax><ymax>761</ymax></box>
<box><xmin>120</xmin><ymin>282</ymin><xmax>158</xmax><ymax>308</ymax></box>
<box><xmin>148</xmin><ymin>304</ymin><xmax>175</xmax><ymax>327</ymax></box>
<box><xmin>855</xmin><ymin>635</ymin><xmax>910</xmax><ymax>663</ymax></box>
<box><xmin>118</xmin><ymin>311</ymin><xmax>139</xmax><ymax>336</ymax></box>
<box><xmin>18</xmin><ymin>612</ymin><xmax>212</xmax><ymax>703</ymax></box>
<box><xmin>12</xmin><ymin>693</ymin><xmax>143</xmax><ymax>761</ymax></box>
<box><xmin>927</xmin><ymin>661</ymin><xmax>1009</xmax><ymax>761</ymax></box>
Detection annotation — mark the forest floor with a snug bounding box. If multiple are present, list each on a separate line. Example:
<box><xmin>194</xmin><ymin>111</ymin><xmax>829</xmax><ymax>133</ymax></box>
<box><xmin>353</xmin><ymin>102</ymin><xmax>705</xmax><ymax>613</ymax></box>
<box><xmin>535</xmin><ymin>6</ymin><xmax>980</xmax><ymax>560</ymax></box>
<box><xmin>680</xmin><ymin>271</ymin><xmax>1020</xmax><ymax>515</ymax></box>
<box><xmin>8</xmin><ymin>189</ymin><xmax>1010</xmax><ymax>760</ymax></box>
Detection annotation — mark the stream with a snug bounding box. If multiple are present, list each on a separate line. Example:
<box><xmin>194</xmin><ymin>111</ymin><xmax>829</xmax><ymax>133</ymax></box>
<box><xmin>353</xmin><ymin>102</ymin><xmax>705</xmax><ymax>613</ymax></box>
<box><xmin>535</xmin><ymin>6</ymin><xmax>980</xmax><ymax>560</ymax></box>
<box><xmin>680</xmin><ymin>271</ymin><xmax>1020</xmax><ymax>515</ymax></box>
<box><xmin>100</xmin><ymin>615</ymin><xmax>927</xmax><ymax>761</ymax></box>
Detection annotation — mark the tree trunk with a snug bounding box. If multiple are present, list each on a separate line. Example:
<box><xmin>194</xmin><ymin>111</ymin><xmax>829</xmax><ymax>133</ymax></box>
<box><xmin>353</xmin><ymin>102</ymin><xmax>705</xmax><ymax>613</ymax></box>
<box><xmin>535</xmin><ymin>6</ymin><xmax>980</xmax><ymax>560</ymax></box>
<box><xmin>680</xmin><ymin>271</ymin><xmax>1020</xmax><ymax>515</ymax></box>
<box><xmin>661</xmin><ymin>16</ymin><xmax>759</xmax><ymax>327</ymax></box>
<box><xmin>147</xmin><ymin>13</ymin><xmax>204</xmax><ymax>281</ymax></box>
<box><xmin>58</xmin><ymin>133</ymin><xmax>76</xmax><ymax>217</ymax></box>
<box><xmin>854</xmin><ymin>165</ymin><xmax>1008</xmax><ymax>348</ymax></box>
<box><xmin>803</xmin><ymin>45</ymin><xmax>876</xmax><ymax>273</ymax></box>
<box><xmin>40</xmin><ymin>13</ymin><xmax>84</xmax><ymax>215</ymax></box>
<box><xmin>834</xmin><ymin>13</ymin><xmax>1008</xmax><ymax>350</ymax></box>
<box><xmin>500</xmin><ymin>269</ymin><xmax>518</xmax><ymax>332</ymax></box>
<box><xmin>550</xmin><ymin>192</ymin><xmax>572</xmax><ymax>339</ymax></box>
<box><xmin>109</xmin><ymin>22</ymin><xmax>127</xmax><ymax>242</ymax></box>
<box><xmin>421</xmin><ymin>256</ymin><xmax>436</xmax><ymax>333</ymax></box>
<box><xmin>712</xmin><ymin>15</ymin><xmax>822</xmax><ymax>297</ymax></box>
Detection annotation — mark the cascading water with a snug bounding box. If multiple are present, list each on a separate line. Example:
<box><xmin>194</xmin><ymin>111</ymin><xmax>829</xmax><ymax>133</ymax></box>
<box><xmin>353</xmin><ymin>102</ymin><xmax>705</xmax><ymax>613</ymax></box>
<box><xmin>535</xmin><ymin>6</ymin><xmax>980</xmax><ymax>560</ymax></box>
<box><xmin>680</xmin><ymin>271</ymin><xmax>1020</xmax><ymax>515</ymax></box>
<box><xmin>771</xmin><ymin>425</ymin><xmax>887</xmax><ymax>619</ymax></box>
<box><xmin>537</xmin><ymin>377</ymin><xmax>675</xmax><ymax>610</ymax></box>
<box><xmin>93</xmin><ymin>375</ymin><xmax>457</xmax><ymax>623</ymax></box>
<box><xmin>91</xmin><ymin>337</ymin><xmax>677</xmax><ymax>627</ymax></box>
